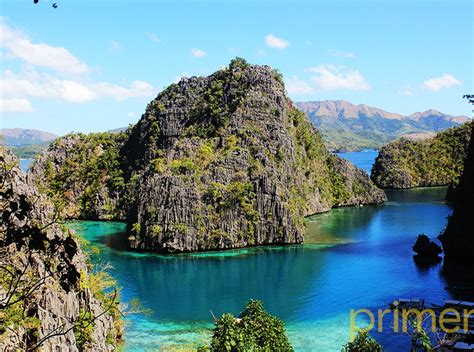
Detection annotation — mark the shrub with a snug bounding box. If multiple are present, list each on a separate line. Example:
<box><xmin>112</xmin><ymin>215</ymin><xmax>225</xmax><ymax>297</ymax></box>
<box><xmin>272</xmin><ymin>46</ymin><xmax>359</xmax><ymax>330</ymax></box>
<box><xmin>170</xmin><ymin>158</ymin><xmax>198</xmax><ymax>175</ymax></box>
<box><xmin>229</xmin><ymin>57</ymin><xmax>250</xmax><ymax>71</ymax></box>
<box><xmin>209</xmin><ymin>300</ymin><xmax>293</xmax><ymax>351</ymax></box>
<box><xmin>342</xmin><ymin>330</ymin><xmax>383</xmax><ymax>352</ymax></box>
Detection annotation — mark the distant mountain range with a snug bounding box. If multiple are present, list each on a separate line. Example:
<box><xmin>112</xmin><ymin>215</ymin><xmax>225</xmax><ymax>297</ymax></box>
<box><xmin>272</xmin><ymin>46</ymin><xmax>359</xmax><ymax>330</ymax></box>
<box><xmin>0</xmin><ymin>128</ymin><xmax>59</xmax><ymax>159</ymax></box>
<box><xmin>0</xmin><ymin>128</ymin><xmax>58</xmax><ymax>147</ymax></box>
<box><xmin>295</xmin><ymin>100</ymin><xmax>470</xmax><ymax>151</ymax></box>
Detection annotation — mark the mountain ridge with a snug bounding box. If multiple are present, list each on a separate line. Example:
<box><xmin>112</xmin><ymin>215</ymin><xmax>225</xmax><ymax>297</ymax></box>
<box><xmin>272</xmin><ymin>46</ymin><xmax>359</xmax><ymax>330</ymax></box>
<box><xmin>295</xmin><ymin>100</ymin><xmax>470</xmax><ymax>152</ymax></box>
<box><xmin>0</xmin><ymin>128</ymin><xmax>58</xmax><ymax>147</ymax></box>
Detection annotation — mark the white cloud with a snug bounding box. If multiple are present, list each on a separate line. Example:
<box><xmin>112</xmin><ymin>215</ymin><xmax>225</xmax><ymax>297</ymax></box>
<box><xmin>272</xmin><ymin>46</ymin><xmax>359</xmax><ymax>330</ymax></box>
<box><xmin>148</xmin><ymin>33</ymin><xmax>160</xmax><ymax>43</ymax></box>
<box><xmin>0</xmin><ymin>98</ymin><xmax>33</xmax><ymax>113</ymax></box>
<box><xmin>0</xmin><ymin>22</ymin><xmax>88</xmax><ymax>74</ymax></box>
<box><xmin>265</xmin><ymin>34</ymin><xmax>289</xmax><ymax>49</ymax></box>
<box><xmin>423</xmin><ymin>74</ymin><xmax>461</xmax><ymax>91</ymax></box>
<box><xmin>128</xmin><ymin>112</ymin><xmax>137</xmax><ymax>118</ymax></box>
<box><xmin>306</xmin><ymin>65</ymin><xmax>371</xmax><ymax>91</ymax></box>
<box><xmin>1</xmin><ymin>70</ymin><xmax>156</xmax><ymax>103</ymax></box>
<box><xmin>327</xmin><ymin>49</ymin><xmax>356</xmax><ymax>59</ymax></box>
<box><xmin>1</xmin><ymin>70</ymin><xmax>96</xmax><ymax>103</ymax></box>
<box><xmin>93</xmin><ymin>80</ymin><xmax>155</xmax><ymax>101</ymax></box>
<box><xmin>285</xmin><ymin>77</ymin><xmax>313</xmax><ymax>95</ymax></box>
<box><xmin>191</xmin><ymin>48</ymin><xmax>206</xmax><ymax>58</ymax></box>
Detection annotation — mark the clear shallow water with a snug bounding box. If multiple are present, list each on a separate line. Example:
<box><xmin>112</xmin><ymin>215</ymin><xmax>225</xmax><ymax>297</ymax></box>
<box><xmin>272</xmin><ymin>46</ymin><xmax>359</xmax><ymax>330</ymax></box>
<box><xmin>67</xmin><ymin>185</ymin><xmax>473</xmax><ymax>352</ymax></box>
<box><xmin>336</xmin><ymin>149</ymin><xmax>378</xmax><ymax>175</ymax></box>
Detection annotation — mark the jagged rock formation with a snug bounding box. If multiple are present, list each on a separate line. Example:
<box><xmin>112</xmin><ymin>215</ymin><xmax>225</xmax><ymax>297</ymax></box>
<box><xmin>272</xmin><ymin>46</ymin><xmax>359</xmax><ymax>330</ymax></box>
<box><xmin>371</xmin><ymin>122</ymin><xmax>472</xmax><ymax>189</ymax></box>
<box><xmin>439</xmin><ymin>122</ymin><xmax>474</xmax><ymax>263</ymax></box>
<box><xmin>296</xmin><ymin>100</ymin><xmax>469</xmax><ymax>152</ymax></box>
<box><xmin>122</xmin><ymin>60</ymin><xmax>385</xmax><ymax>252</ymax></box>
<box><xmin>0</xmin><ymin>146</ymin><xmax>121</xmax><ymax>350</ymax></box>
<box><xmin>30</xmin><ymin>132</ymin><xmax>127</xmax><ymax>220</ymax></box>
<box><xmin>31</xmin><ymin>60</ymin><xmax>385</xmax><ymax>253</ymax></box>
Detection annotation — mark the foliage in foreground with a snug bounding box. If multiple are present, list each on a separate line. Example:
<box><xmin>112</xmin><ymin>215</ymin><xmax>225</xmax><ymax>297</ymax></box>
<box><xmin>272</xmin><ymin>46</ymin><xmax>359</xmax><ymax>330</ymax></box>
<box><xmin>201</xmin><ymin>300</ymin><xmax>293</xmax><ymax>351</ymax></box>
<box><xmin>342</xmin><ymin>330</ymin><xmax>384</xmax><ymax>352</ymax></box>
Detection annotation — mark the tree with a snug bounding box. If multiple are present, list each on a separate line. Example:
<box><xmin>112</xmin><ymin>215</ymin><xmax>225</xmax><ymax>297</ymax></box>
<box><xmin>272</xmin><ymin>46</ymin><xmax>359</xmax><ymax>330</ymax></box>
<box><xmin>342</xmin><ymin>330</ymin><xmax>384</xmax><ymax>352</ymax></box>
<box><xmin>204</xmin><ymin>300</ymin><xmax>293</xmax><ymax>351</ymax></box>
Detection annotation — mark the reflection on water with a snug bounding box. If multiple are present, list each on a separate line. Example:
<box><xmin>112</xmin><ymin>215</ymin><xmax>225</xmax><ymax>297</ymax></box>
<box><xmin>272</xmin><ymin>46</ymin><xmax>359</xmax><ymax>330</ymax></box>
<box><xmin>67</xmin><ymin>185</ymin><xmax>466</xmax><ymax>351</ymax></box>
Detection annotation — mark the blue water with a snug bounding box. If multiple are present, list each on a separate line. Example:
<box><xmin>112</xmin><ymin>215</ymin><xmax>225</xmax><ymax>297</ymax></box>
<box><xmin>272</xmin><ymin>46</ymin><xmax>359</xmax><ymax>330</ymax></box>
<box><xmin>65</xmin><ymin>152</ymin><xmax>473</xmax><ymax>351</ymax></box>
<box><xmin>336</xmin><ymin>149</ymin><xmax>378</xmax><ymax>175</ymax></box>
<box><xmin>19</xmin><ymin>159</ymin><xmax>34</xmax><ymax>172</ymax></box>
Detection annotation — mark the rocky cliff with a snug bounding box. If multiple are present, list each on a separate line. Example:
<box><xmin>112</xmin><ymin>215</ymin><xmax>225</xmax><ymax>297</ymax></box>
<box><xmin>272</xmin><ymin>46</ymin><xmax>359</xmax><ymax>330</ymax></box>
<box><xmin>31</xmin><ymin>60</ymin><xmax>385</xmax><ymax>253</ymax></box>
<box><xmin>439</xmin><ymin>122</ymin><xmax>474</xmax><ymax>263</ymax></box>
<box><xmin>122</xmin><ymin>60</ymin><xmax>385</xmax><ymax>252</ymax></box>
<box><xmin>30</xmin><ymin>132</ymin><xmax>127</xmax><ymax>220</ymax></box>
<box><xmin>0</xmin><ymin>146</ymin><xmax>121</xmax><ymax>350</ymax></box>
<box><xmin>371</xmin><ymin>122</ymin><xmax>472</xmax><ymax>189</ymax></box>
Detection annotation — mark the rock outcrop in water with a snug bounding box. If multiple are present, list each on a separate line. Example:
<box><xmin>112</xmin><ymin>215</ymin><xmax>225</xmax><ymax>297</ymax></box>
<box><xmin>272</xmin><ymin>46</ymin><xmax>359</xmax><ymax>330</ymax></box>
<box><xmin>0</xmin><ymin>146</ymin><xmax>121</xmax><ymax>350</ymax></box>
<box><xmin>124</xmin><ymin>60</ymin><xmax>385</xmax><ymax>252</ymax></box>
<box><xmin>412</xmin><ymin>234</ymin><xmax>442</xmax><ymax>264</ymax></box>
<box><xmin>439</xmin><ymin>122</ymin><xmax>474</xmax><ymax>263</ymax></box>
<box><xmin>31</xmin><ymin>60</ymin><xmax>386</xmax><ymax>253</ymax></box>
<box><xmin>371</xmin><ymin>122</ymin><xmax>472</xmax><ymax>189</ymax></box>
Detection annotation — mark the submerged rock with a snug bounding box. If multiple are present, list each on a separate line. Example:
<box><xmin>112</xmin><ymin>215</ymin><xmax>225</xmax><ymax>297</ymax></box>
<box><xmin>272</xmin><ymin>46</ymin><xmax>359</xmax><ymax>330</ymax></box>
<box><xmin>0</xmin><ymin>146</ymin><xmax>121</xmax><ymax>350</ymax></box>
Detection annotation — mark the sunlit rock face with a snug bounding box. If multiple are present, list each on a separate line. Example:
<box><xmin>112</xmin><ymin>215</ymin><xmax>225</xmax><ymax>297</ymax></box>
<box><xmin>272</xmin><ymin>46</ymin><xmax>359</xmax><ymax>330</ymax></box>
<box><xmin>122</xmin><ymin>61</ymin><xmax>386</xmax><ymax>253</ymax></box>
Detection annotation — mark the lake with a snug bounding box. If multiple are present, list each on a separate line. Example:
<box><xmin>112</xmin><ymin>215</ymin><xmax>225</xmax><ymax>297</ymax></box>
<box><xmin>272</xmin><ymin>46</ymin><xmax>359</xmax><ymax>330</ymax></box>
<box><xmin>336</xmin><ymin>149</ymin><xmax>378</xmax><ymax>175</ymax></box>
<box><xmin>19</xmin><ymin>159</ymin><xmax>34</xmax><ymax>172</ymax></box>
<box><xmin>66</xmin><ymin>152</ymin><xmax>473</xmax><ymax>351</ymax></box>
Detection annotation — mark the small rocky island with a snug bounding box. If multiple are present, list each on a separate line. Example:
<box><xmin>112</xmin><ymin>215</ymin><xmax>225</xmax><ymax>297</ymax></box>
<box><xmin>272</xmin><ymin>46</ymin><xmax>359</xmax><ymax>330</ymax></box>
<box><xmin>30</xmin><ymin>59</ymin><xmax>386</xmax><ymax>253</ymax></box>
<box><xmin>0</xmin><ymin>146</ymin><xmax>121</xmax><ymax>350</ymax></box>
<box><xmin>371</xmin><ymin>122</ymin><xmax>472</xmax><ymax>189</ymax></box>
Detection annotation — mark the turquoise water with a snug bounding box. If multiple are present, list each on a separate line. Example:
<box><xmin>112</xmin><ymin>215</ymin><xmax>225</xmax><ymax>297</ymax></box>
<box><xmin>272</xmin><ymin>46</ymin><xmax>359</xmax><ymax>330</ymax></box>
<box><xmin>336</xmin><ymin>149</ymin><xmax>378</xmax><ymax>175</ymax></box>
<box><xmin>65</xmin><ymin>151</ymin><xmax>474</xmax><ymax>351</ymax></box>
<box><xmin>67</xmin><ymin>185</ymin><xmax>471</xmax><ymax>351</ymax></box>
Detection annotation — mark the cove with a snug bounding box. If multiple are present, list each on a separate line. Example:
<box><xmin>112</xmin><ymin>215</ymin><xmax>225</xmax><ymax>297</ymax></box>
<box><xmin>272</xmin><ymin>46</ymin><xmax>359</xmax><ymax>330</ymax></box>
<box><xmin>67</xmin><ymin>184</ymin><xmax>473</xmax><ymax>351</ymax></box>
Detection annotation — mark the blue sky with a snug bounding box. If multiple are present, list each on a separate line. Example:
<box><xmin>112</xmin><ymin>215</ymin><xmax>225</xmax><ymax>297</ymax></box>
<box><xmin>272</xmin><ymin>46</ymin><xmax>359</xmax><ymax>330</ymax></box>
<box><xmin>1</xmin><ymin>0</ymin><xmax>472</xmax><ymax>135</ymax></box>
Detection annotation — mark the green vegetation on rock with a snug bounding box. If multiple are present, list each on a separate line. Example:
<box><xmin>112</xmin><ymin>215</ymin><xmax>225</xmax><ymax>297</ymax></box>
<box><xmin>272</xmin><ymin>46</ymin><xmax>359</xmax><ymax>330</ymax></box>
<box><xmin>296</xmin><ymin>101</ymin><xmax>469</xmax><ymax>152</ymax></box>
<box><xmin>371</xmin><ymin>121</ymin><xmax>472</xmax><ymax>189</ymax></box>
<box><xmin>342</xmin><ymin>330</ymin><xmax>384</xmax><ymax>352</ymax></box>
<box><xmin>30</xmin><ymin>60</ymin><xmax>385</xmax><ymax>254</ymax></box>
<box><xmin>9</xmin><ymin>144</ymin><xmax>48</xmax><ymax>159</ymax></box>
<box><xmin>30</xmin><ymin>132</ymin><xmax>127</xmax><ymax>220</ymax></box>
<box><xmin>0</xmin><ymin>146</ymin><xmax>122</xmax><ymax>351</ymax></box>
<box><xmin>202</xmin><ymin>300</ymin><xmax>293</xmax><ymax>351</ymax></box>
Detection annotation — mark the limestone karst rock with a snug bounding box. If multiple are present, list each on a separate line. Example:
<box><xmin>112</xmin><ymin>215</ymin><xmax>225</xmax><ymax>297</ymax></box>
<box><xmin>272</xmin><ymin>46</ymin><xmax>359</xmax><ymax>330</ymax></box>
<box><xmin>0</xmin><ymin>146</ymin><xmax>121</xmax><ymax>351</ymax></box>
